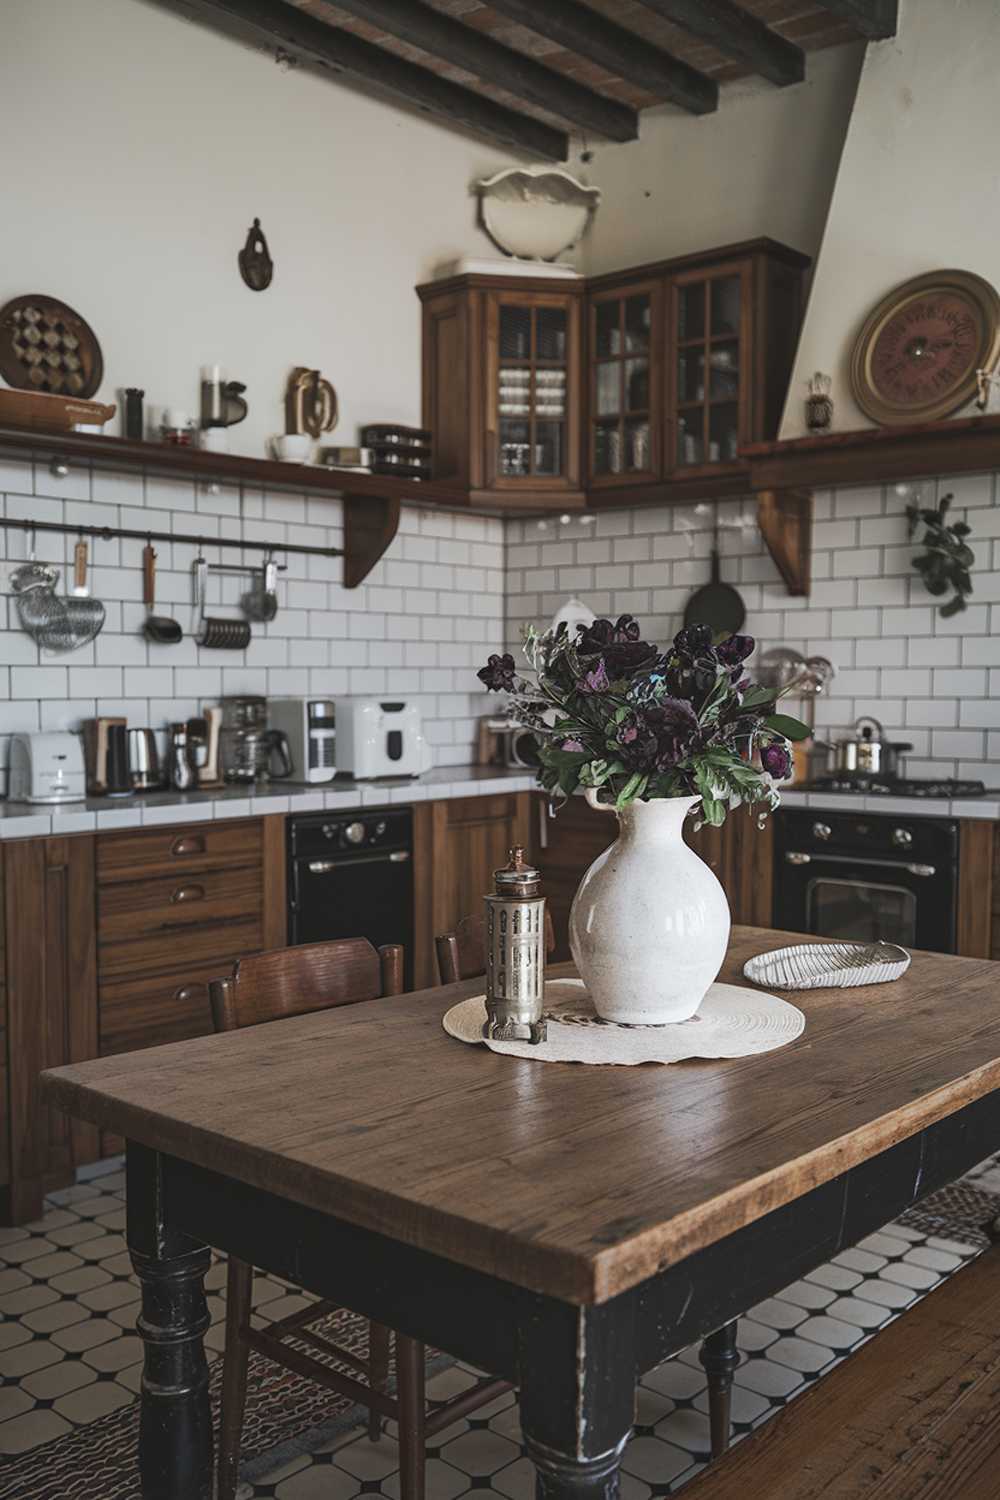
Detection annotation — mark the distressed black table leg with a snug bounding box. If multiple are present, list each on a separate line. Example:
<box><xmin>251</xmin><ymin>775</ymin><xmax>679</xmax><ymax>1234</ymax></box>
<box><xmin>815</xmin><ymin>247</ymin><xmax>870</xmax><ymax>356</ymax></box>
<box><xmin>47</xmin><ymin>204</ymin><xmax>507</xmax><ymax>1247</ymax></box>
<box><xmin>699</xmin><ymin>1321</ymin><xmax>740</xmax><ymax>1459</ymax></box>
<box><xmin>519</xmin><ymin>1295</ymin><xmax>636</xmax><ymax>1500</ymax></box>
<box><xmin>127</xmin><ymin>1145</ymin><xmax>213</xmax><ymax>1500</ymax></box>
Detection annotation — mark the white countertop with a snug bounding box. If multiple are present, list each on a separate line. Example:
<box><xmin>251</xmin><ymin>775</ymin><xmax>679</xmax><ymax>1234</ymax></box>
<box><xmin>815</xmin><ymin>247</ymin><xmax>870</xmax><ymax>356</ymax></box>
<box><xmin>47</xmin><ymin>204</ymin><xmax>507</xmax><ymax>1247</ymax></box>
<box><xmin>0</xmin><ymin>766</ymin><xmax>538</xmax><ymax>840</ymax></box>
<box><xmin>778</xmin><ymin>788</ymin><xmax>1000</xmax><ymax>821</ymax></box>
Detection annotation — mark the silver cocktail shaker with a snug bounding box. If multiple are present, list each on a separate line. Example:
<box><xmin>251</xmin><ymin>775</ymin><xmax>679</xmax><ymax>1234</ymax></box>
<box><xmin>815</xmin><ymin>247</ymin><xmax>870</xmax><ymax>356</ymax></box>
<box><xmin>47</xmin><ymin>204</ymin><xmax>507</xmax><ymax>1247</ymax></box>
<box><xmin>484</xmin><ymin>847</ymin><xmax>547</xmax><ymax>1044</ymax></box>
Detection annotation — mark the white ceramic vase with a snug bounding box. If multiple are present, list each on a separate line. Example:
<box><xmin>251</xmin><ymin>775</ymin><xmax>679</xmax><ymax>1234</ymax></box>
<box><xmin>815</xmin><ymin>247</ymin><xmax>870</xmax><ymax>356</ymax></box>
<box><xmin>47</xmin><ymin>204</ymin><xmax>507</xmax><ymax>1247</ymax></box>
<box><xmin>568</xmin><ymin>791</ymin><xmax>731</xmax><ymax>1024</ymax></box>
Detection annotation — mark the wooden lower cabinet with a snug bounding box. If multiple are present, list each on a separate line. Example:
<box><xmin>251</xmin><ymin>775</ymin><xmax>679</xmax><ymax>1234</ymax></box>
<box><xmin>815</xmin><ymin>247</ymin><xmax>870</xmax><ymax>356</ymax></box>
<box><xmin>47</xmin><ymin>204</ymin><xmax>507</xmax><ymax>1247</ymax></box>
<box><xmin>412</xmin><ymin>791</ymin><xmax>532</xmax><ymax>988</ymax></box>
<box><xmin>0</xmin><ymin>813</ymin><xmax>287</xmax><ymax>1224</ymax></box>
<box><xmin>2</xmin><ymin>835</ymin><xmax>99</xmax><ymax>1223</ymax></box>
<box><xmin>534</xmin><ymin>793</ymin><xmax>774</xmax><ymax>961</ymax></box>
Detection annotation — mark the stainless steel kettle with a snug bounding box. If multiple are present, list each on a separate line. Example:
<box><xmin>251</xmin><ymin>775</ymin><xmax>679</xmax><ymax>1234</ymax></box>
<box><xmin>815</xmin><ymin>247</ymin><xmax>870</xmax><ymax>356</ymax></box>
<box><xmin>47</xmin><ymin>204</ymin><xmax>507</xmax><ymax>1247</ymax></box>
<box><xmin>832</xmin><ymin>716</ymin><xmax>912</xmax><ymax>777</ymax></box>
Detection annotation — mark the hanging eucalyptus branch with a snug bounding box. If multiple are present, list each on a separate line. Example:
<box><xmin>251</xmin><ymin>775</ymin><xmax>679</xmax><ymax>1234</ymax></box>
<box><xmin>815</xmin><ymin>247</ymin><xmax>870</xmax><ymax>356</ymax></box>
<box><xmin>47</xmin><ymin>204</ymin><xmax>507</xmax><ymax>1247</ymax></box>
<box><xmin>906</xmin><ymin>492</ymin><xmax>974</xmax><ymax>618</ymax></box>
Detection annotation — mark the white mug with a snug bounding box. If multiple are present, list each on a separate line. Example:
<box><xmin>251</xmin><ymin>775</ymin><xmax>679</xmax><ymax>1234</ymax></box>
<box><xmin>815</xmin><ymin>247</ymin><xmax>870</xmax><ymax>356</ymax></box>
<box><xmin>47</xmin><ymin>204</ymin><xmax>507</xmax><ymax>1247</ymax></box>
<box><xmin>273</xmin><ymin>433</ymin><xmax>312</xmax><ymax>463</ymax></box>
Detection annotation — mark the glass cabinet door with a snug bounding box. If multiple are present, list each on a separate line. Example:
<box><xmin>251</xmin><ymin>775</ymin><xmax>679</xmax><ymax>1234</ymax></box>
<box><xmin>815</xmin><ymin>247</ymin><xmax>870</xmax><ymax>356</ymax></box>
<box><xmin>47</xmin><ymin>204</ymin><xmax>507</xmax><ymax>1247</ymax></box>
<box><xmin>589</xmin><ymin>286</ymin><xmax>658</xmax><ymax>485</ymax></box>
<box><xmin>496</xmin><ymin>300</ymin><xmax>570</xmax><ymax>482</ymax></box>
<box><xmin>673</xmin><ymin>267</ymin><xmax>747</xmax><ymax>472</ymax></box>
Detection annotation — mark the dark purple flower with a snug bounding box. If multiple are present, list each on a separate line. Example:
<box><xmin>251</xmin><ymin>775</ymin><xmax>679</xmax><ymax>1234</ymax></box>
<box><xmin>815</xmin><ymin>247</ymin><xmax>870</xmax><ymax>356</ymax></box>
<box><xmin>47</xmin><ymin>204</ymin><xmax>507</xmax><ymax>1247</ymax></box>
<box><xmin>716</xmin><ymin>634</ymin><xmax>755</xmax><ymax>667</ymax></box>
<box><xmin>477</xmin><ymin>652</ymin><xmax>518</xmax><ymax>692</ymax></box>
<box><xmin>578</xmin><ymin>660</ymin><xmax>610</xmax><ymax>695</ymax></box>
<box><xmin>616</xmin><ymin>697</ymin><xmax>699</xmax><ymax>772</ymax></box>
<box><xmin>672</xmin><ymin>623</ymin><xmax>715</xmax><ymax>657</ymax></box>
<box><xmin>576</xmin><ymin>614</ymin><xmax>659</xmax><ymax>680</ymax></box>
<box><xmin>761</xmin><ymin>743</ymin><xmax>792</xmax><ymax>780</ymax></box>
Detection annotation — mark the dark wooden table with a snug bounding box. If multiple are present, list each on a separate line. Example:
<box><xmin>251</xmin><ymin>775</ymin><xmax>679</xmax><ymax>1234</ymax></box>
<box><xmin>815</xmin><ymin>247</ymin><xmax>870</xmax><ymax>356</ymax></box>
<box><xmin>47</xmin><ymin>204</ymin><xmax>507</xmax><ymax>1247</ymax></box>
<box><xmin>42</xmin><ymin>927</ymin><xmax>1000</xmax><ymax>1500</ymax></box>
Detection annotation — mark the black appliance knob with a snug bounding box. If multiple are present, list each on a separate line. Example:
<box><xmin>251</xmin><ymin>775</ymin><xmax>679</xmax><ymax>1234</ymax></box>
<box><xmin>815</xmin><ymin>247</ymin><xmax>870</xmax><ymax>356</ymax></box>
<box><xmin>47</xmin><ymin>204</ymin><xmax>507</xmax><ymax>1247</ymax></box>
<box><xmin>344</xmin><ymin>821</ymin><xmax>366</xmax><ymax>845</ymax></box>
<box><xmin>892</xmin><ymin>827</ymin><xmax>914</xmax><ymax>849</ymax></box>
<box><xmin>812</xmin><ymin>821</ymin><xmax>832</xmax><ymax>841</ymax></box>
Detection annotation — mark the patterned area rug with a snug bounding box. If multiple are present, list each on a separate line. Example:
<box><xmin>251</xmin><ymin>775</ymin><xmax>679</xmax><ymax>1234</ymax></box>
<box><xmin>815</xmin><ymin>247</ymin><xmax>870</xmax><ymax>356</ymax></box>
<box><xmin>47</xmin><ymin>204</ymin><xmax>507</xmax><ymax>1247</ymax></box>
<box><xmin>1</xmin><ymin>1308</ymin><xmax>444</xmax><ymax>1500</ymax></box>
<box><xmin>897</xmin><ymin>1181</ymin><xmax>1000</xmax><ymax>1249</ymax></box>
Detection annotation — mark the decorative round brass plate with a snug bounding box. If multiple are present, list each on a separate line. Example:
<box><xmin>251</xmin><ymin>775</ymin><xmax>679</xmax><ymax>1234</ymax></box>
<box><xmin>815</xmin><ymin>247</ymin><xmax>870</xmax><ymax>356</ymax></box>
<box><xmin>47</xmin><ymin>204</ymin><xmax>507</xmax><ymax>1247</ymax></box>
<box><xmin>0</xmin><ymin>294</ymin><xmax>103</xmax><ymax>399</ymax></box>
<box><xmin>850</xmin><ymin>269</ymin><xmax>1000</xmax><ymax>425</ymax></box>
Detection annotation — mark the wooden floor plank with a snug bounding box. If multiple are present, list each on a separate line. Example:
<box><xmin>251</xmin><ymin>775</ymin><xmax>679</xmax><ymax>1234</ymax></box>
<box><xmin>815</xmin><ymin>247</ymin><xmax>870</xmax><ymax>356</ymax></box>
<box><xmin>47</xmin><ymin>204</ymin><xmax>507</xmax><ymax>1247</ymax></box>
<box><xmin>687</xmin><ymin>1247</ymin><xmax>1000</xmax><ymax>1499</ymax></box>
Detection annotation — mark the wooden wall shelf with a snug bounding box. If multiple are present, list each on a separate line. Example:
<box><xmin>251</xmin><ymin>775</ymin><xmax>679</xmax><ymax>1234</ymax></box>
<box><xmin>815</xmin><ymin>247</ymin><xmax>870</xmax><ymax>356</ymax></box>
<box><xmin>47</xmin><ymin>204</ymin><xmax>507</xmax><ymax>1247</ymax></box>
<box><xmin>0</xmin><ymin>425</ymin><xmax>479</xmax><ymax>587</ymax></box>
<box><xmin>744</xmin><ymin>413</ymin><xmax>1000</xmax><ymax>492</ymax></box>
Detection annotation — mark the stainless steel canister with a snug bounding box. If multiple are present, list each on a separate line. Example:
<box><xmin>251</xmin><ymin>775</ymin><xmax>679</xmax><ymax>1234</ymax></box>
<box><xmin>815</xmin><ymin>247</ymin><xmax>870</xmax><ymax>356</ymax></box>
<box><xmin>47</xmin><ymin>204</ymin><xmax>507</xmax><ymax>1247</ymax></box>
<box><xmin>484</xmin><ymin>847</ymin><xmax>547</xmax><ymax>1044</ymax></box>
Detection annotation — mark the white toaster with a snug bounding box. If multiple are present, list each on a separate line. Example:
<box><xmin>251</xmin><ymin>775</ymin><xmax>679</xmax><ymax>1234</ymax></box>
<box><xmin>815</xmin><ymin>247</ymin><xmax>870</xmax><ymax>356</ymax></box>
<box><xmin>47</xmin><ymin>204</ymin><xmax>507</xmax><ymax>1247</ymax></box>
<box><xmin>334</xmin><ymin>699</ymin><xmax>433</xmax><ymax>779</ymax></box>
<box><xmin>8</xmin><ymin>732</ymin><xmax>87</xmax><ymax>804</ymax></box>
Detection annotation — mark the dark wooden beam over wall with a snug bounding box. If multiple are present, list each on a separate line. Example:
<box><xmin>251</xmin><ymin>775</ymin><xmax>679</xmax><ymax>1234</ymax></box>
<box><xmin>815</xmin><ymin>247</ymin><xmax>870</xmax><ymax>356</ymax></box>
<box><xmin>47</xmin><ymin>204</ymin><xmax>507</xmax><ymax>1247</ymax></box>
<box><xmin>487</xmin><ymin>0</ymin><xmax>719</xmax><ymax>116</ymax></box>
<box><xmin>165</xmin><ymin>0</ymin><xmax>569</xmax><ymax>159</ymax></box>
<box><xmin>319</xmin><ymin>0</ymin><xmax>638</xmax><ymax>142</ymax></box>
<box><xmin>636</xmin><ymin>0</ymin><xmax>804</xmax><ymax>87</ymax></box>
<box><xmin>811</xmin><ymin>0</ymin><xmax>898</xmax><ymax>39</ymax></box>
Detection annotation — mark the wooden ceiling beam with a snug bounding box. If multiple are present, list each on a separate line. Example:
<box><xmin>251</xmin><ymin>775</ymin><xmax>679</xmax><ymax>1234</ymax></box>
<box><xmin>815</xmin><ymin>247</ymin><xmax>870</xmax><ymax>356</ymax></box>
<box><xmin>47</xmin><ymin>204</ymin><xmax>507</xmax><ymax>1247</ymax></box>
<box><xmin>164</xmin><ymin>0</ymin><xmax>569</xmax><ymax>159</ymax></box>
<box><xmin>635</xmin><ymin>0</ymin><xmax>804</xmax><ymax>87</ymax></box>
<box><xmin>811</xmin><ymin>0</ymin><xmax>898</xmax><ymax>39</ymax></box>
<box><xmin>318</xmin><ymin>0</ymin><xmax>638</xmax><ymax>142</ymax></box>
<box><xmin>486</xmin><ymin>0</ymin><xmax>718</xmax><ymax>116</ymax></box>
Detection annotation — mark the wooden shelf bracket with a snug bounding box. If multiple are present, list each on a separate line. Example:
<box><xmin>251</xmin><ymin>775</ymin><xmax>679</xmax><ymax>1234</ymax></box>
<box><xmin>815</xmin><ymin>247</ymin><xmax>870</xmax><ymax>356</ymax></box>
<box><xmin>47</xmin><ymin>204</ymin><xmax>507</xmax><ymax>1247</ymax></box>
<box><xmin>756</xmin><ymin>487</ymin><xmax>812</xmax><ymax>597</ymax></box>
<box><xmin>343</xmin><ymin>493</ymin><xmax>401</xmax><ymax>588</ymax></box>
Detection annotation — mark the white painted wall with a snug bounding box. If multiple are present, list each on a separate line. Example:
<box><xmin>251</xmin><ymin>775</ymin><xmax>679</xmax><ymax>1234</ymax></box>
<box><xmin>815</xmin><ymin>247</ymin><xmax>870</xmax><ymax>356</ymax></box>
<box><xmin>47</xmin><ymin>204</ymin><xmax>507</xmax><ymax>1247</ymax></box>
<box><xmin>580</xmin><ymin>43</ymin><xmax>864</xmax><ymax>277</ymax></box>
<box><xmin>782</xmin><ymin>0</ymin><xmax>1000</xmax><ymax>437</ymax></box>
<box><xmin>1</xmin><ymin>0</ymin><xmax>546</xmax><ymax>455</ymax></box>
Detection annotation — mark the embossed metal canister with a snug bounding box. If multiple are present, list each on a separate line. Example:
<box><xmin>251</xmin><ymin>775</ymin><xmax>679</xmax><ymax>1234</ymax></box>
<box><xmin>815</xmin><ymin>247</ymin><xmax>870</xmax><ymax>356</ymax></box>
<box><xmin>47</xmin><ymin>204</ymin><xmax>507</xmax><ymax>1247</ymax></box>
<box><xmin>484</xmin><ymin>847</ymin><xmax>547</xmax><ymax>1044</ymax></box>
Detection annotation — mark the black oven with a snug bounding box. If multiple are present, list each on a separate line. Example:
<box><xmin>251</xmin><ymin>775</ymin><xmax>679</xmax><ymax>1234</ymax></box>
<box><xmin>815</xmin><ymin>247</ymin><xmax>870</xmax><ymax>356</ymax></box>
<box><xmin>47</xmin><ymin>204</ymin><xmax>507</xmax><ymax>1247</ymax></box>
<box><xmin>288</xmin><ymin>807</ymin><xmax>414</xmax><ymax>988</ymax></box>
<box><xmin>774</xmin><ymin>809</ymin><xmax>960</xmax><ymax>954</ymax></box>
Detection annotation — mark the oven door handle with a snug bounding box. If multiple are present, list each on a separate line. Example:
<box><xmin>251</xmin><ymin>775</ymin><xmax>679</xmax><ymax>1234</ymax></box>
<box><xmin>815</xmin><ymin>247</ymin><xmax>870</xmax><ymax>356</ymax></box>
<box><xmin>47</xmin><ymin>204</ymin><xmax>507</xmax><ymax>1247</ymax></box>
<box><xmin>306</xmin><ymin>851</ymin><xmax>411</xmax><ymax>874</ymax></box>
<box><xmin>785</xmin><ymin>851</ymin><xmax>936</xmax><ymax>878</ymax></box>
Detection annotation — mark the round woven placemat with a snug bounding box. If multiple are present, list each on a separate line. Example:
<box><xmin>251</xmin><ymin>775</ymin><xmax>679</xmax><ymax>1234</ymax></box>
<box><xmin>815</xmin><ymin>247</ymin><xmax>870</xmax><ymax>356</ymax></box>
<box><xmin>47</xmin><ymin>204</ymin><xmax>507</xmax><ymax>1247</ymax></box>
<box><xmin>443</xmin><ymin>978</ymin><xmax>804</xmax><ymax>1066</ymax></box>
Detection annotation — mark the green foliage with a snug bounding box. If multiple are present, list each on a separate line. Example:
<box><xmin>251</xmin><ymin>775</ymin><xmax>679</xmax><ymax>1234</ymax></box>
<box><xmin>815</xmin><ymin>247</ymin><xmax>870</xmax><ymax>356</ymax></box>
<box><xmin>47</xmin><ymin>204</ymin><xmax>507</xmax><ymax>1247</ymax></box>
<box><xmin>907</xmin><ymin>492</ymin><xmax>974</xmax><ymax>618</ymax></box>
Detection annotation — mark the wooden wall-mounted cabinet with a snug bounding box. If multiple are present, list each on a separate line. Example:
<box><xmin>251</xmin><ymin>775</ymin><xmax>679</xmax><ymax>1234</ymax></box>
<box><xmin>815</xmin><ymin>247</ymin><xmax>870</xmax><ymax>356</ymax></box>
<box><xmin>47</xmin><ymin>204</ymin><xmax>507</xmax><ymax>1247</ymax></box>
<box><xmin>419</xmin><ymin>276</ymin><xmax>585</xmax><ymax>510</ymax></box>
<box><xmin>584</xmin><ymin>239</ymin><xmax>809</xmax><ymax>503</ymax></box>
<box><xmin>419</xmin><ymin>240</ymin><xmax>808</xmax><ymax>515</ymax></box>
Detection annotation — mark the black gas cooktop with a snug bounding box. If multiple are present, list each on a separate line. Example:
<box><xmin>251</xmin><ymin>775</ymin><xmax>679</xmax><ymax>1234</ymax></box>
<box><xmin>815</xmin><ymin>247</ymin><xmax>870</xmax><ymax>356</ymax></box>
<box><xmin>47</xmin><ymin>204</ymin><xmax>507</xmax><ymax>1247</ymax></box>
<box><xmin>802</xmin><ymin>775</ymin><xmax>988</xmax><ymax>798</ymax></box>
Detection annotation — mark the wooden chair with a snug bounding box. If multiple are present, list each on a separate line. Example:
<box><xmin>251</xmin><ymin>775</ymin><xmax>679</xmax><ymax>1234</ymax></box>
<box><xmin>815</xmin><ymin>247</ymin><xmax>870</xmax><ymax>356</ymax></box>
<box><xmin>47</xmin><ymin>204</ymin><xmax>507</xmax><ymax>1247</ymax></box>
<box><xmin>434</xmin><ymin>918</ymin><xmax>739</xmax><ymax>1460</ymax></box>
<box><xmin>209</xmin><ymin>938</ymin><xmax>509</xmax><ymax>1500</ymax></box>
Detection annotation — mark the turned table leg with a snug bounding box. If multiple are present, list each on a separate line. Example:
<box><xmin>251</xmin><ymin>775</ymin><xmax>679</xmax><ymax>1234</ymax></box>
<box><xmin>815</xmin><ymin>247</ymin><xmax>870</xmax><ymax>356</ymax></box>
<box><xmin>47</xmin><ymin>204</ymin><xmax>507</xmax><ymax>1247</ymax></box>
<box><xmin>127</xmin><ymin>1145</ymin><xmax>214</xmax><ymax>1500</ymax></box>
<box><xmin>700</xmin><ymin>1321</ymin><xmax>740</xmax><ymax>1459</ymax></box>
<box><xmin>519</xmin><ymin>1298</ymin><xmax>636</xmax><ymax>1500</ymax></box>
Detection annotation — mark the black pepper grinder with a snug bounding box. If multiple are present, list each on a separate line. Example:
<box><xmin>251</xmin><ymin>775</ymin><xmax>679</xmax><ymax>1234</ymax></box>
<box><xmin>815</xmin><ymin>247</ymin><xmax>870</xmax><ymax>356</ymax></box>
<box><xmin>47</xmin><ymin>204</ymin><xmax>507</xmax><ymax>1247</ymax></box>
<box><xmin>123</xmin><ymin>388</ymin><xmax>145</xmax><ymax>441</ymax></box>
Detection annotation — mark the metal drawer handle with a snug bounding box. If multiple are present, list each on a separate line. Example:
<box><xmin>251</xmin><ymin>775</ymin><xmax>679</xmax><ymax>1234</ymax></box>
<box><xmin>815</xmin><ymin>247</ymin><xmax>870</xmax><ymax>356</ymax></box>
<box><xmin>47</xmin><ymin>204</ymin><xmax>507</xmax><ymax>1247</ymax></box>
<box><xmin>171</xmin><ymin>834</ymin><xmax>206</xmax><ymax>857</ymax></box>
<box><xmin>785</xmin><ymin>850</ymin><xmax>936</xmax><ymax>878</ymax></box>
<box><xmin>172</xmin><ymin>984</ymin><xmax>204</xmax><ymax>1003</ymax></box>
<box><xmin>170</xmin><ymin>883</ymin><xmax>206</xmax><ymax>904</ymax></box>
<box><xmin>306</xmin><ymin>850</ymin><xmax>410</xmax><ymax>873</ymax></box>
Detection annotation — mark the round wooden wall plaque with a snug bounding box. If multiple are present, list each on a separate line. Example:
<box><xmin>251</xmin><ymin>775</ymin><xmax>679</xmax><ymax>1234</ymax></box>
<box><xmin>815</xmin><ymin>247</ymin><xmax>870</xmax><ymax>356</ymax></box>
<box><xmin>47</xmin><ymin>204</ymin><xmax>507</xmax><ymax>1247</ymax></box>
<box><xmin>0</xmin><ymin>294</ymin><xmax>104</xmax><ymax>399</ymax></box>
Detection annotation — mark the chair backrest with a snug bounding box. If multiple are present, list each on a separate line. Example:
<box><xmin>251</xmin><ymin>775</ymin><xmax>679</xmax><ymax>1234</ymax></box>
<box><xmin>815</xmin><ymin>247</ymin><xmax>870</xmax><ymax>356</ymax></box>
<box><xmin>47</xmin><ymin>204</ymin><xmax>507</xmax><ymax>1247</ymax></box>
<box><xmin>435</xmin><ymin>911</ymin><xmax>555</xmax><ymax>986</ymax></box>
<box><xmin>209</xmin><ymin>938</ymin><xmax>404</xmax><ymax>1034</ymax></box>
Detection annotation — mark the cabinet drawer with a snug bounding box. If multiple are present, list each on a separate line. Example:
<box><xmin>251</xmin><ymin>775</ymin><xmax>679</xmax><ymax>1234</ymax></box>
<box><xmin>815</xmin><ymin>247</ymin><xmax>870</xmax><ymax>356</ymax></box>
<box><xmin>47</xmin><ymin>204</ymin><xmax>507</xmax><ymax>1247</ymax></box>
<box><xmin>99</xmin><ymin>958</ymin><xmax>248</xmax><ymax>1056</ymax></box>
<box><xmin>98</xmin><ymin>864</ymin><xmax>263</xmax><ymax>978</ymax></box>
<box><xmin>97</xmin><ymin>819</ymin><xmax>261</xmax><ymax>883</ymax></box>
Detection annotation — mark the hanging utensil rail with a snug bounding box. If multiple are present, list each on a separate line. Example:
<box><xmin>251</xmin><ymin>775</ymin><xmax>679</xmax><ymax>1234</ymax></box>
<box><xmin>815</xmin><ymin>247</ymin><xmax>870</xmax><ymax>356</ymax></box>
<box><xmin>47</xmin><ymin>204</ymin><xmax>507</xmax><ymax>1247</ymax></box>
<box><xmin>0</xmin><ymin>516</ymin><xmax>342</xmax><ymax>560</ymax></box>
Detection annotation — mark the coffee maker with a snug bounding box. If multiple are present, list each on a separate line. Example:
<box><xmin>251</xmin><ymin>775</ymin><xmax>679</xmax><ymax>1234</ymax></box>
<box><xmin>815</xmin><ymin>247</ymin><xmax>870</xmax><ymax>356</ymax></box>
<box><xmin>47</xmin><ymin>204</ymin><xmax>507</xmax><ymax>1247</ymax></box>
<box><xmin>220</xmin><ymin>697</ymin><xmax>293</xmax><ymax>783</ymax></box>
